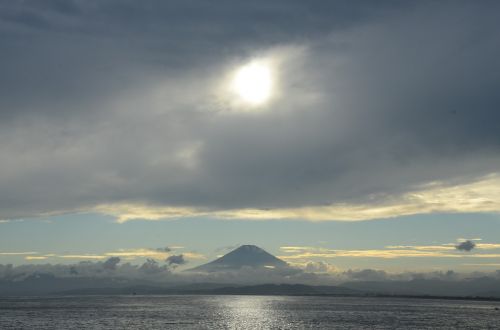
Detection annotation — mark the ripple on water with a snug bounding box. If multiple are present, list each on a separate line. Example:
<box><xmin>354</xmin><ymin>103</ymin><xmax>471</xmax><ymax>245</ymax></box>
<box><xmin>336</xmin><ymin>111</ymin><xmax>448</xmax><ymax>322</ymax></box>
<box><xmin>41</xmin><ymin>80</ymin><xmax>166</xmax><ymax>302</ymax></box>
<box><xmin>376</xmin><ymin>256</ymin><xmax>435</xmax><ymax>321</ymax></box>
<box><xmin>1</xmin><ymin>295</ymin><xmax>500</xmax><ymax>329</ymax></box>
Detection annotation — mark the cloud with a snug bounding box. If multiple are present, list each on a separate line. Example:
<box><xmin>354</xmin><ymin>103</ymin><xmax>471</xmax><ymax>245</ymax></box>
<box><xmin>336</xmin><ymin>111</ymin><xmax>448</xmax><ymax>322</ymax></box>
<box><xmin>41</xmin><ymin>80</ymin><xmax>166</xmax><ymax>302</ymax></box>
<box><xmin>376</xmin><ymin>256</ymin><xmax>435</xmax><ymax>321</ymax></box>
<box><xmin>155</xmin><ymin>247</ymin><xmax>172</xmax><ymax>253</ymax></box>
<box><xmin>385</xmin><ymin>245</ymin><xmax>454</xmax><ymax>251</ymax></box>
<box><xmin>1</xmin><ymin>248</ymin><xmax>205</xmax><ymax>265</ymax></box>
<box><xmin>345</xmin><ymin>269</ymin><xmax>389</xmax><ymax>282</ymax></box>
<box><xmin>279</xmin><ymin>242</ymin><xmax>500</xmax><ymax>260</ymax></box>
<box><xmin>139</xmin><ymin>259</ymin><xmax>172</xmax><ymax>275</ymax></box>
<box><xmin>456</xmin><ymin>240</ymin><xmax>476</xmax><ymax>252</ymax></box>
<box><xmin>182</xmin><ymin>252</ymin><xmax>206</xmax><ymax>260</ymax></box>
<box><xmin>58</xmin><ymin>255</ymin><xmax>107</xmax><ymax>260</ymax></box>
<box><xmin>166</xmin><ymin>254</ymin><xmax>186</xmax><ymax>266</ymax></box>
<box><xmin>24</xmin><ymin>256</ymin><xmax>48</xmax><ymax>260</ymax></box>
<box><xmin>0</xmin><ymin>1</ymin><xmax>499</xmax><ymax>222</ymax></box>
<box><xmin>104</xmin><ymin>248</ymin><xmax>171</xmax><ymax>259</ymax></box>
<box><xmin>475</xmin><ymin>243</ymin><xmax>500</xmax><ymax>250</ymax></box>
<box><xmin>93</xmin><ymin>171</ymin><xmax>500</xmax><ymax>222</ymax></box>
<box><xmin>462</xmin><ymin>263</ymin><xmax>500</xmax><ymax>267</ymax></box>
<box><xmin>302</xmin><ymin>261</ymin><xmax>337</xmax><ymax>273</ymax></box>
<box><xmin>102</xmin><ymin>257</ymin><xmax>121</xmax><ymax>270</ymax></box>
<box><xmin>5</xmin><ymin>259</ymin><xmax>500</xmax><ymax>291</ymax></box>
<box><xmin>13</xmin><ymin>241</ymin><xmax>499</xmax><ymax>267</ymax></box>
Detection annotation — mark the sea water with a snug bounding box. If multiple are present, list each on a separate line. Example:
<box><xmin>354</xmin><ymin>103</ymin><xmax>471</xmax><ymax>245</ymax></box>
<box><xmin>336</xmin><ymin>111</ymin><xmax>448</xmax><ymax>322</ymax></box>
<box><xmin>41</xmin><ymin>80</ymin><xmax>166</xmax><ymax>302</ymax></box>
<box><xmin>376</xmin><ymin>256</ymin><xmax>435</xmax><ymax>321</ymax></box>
<box><xmin>1</xmin><ymin>295</ymin><xmax>500</xmax><ymax>329</ymax></box>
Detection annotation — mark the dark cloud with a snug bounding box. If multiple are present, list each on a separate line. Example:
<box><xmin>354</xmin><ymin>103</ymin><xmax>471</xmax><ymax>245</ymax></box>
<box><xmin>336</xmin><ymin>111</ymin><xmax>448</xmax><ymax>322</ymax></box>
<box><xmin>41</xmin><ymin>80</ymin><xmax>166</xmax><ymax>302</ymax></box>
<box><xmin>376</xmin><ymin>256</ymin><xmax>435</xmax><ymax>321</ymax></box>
<box><xmin>139</xmin><ymin>259</ymin><xmax>170</xmax><ymax>275</ymax></box>
<box><xmin>166</xmin><ymin>254</ymin><xmax>186</xmax><ymax>266</ymax></box>
<box><xmin>102</xmin><ymin>257</ymin><xmax>121</xmax><ymax>270</ymax></box>
<box><xmin>456</xmin><ymin>240</ymin><xmax>476</xmax><ymax>252</ymax></box>
<box><xmin>0</xmin><ymin>1</ymin><xmax>499</xmax><ymax>220</ymax></box>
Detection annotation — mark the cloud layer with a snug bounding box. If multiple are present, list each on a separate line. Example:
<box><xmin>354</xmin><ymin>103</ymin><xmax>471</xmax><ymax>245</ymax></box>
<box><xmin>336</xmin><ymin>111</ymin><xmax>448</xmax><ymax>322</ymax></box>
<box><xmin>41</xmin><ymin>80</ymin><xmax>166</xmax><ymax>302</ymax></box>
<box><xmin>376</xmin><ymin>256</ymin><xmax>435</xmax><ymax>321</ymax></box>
<box><xmin>280</xmin><ymin>241</ymin><xmax>500</xmax><ymax>260</ymax></box>
<box><xmin>1</xmin><ymin>1</ymin><xmax>499</xmax><ymax>221</ymax></box>
<box><xmin>2</xmin><ymin>257</ymin><xmax>500</xmax><ymax>289</ymax></box>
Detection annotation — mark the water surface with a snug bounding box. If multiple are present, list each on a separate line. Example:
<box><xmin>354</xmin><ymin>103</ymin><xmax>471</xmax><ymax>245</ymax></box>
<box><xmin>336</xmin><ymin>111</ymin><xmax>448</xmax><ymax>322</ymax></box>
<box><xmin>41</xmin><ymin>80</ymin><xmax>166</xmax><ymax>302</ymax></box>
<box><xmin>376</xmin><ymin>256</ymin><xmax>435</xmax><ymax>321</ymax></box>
<box><xmin>1</xmin><ymin>295</ymin><xmax>500</xmax><ymax>329</ymax></box>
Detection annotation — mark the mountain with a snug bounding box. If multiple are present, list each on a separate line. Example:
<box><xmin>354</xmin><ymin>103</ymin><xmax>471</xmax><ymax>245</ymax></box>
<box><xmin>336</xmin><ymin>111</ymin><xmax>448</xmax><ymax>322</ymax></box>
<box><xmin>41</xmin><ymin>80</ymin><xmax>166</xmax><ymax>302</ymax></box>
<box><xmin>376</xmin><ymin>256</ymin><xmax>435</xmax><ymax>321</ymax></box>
<box><xmin>186</xmin><ymin>245</ymin><xmax>289</xmax><ymax>272</ymax></box>
<box><xmin>340</xmin><ymin>278</ymin><xmax>500</xmax><ymax>298</ymax></box>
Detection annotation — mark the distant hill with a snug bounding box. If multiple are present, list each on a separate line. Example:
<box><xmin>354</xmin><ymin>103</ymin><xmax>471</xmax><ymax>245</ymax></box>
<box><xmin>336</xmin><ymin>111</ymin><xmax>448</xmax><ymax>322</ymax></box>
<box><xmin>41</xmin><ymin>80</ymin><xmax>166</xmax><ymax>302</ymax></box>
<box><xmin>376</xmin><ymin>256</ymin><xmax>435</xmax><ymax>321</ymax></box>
<box><xmin>56</xmin><ymin>283</ymin><xmax>362</xmax><ymax>296</ymax></box>
<box><xmin>340</xmin><ymin>277</ymin><xmax>500</xmax><ymax>298</ymax></box>
<box><xmin>207</xmin><ymin>284</ymin><xmax>361</xmax><ymax>296</ymax></box>
<box><xmin>0</xmin><ymin>273</ymin><xmax>137</xmax><ymax>296</ymax></box>
<box><xmin>186</xmin><ymin>245</ymin><xmax>289</xmax><ymax>272</ymax></box>
<box><xmin>4</xmin><ymin>273</ymin><xmax>500</xmax><ymax>299</ymax></box>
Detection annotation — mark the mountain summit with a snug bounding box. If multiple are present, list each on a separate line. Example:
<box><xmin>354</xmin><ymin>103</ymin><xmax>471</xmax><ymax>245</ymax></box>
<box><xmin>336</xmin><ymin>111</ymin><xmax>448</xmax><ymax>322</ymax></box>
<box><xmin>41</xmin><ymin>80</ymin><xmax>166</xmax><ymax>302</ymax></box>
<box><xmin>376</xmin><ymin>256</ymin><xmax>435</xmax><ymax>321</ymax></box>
<box><xmin>187</xmin><ymin>245</ymin><xmax>288</xmax><ymax>272</ymax></box>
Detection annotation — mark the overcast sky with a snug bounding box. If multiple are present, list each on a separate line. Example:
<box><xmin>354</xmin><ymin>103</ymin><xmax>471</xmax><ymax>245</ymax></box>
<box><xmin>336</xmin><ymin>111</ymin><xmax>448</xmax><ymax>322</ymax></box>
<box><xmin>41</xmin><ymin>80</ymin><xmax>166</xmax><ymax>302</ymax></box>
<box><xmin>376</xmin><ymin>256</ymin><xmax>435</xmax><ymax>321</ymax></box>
<box><xmin>1</xmin><ymin>0</ymin><xmax>500</xmax><ymax>273</ymax></box>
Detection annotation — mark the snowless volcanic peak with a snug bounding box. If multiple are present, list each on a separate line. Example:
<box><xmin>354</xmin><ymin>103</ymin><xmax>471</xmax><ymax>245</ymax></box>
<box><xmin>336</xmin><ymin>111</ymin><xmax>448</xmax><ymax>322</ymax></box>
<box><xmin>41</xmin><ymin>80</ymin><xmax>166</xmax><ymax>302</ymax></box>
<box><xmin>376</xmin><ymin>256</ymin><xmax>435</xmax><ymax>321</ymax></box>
<box><xmin>187</xmin><ymin>245</ymin><xmax>288</xmax><ymax>272</ymax></box>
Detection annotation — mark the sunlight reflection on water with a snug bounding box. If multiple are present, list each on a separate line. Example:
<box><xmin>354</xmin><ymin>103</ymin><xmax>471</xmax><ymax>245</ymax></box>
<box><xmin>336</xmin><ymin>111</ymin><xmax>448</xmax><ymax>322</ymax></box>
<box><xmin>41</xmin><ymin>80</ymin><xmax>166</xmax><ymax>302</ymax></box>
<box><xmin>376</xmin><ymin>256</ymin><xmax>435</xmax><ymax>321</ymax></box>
<box><xmin>216</xmin><ymin>295</ymin><xmax>288</xmax><ymax>329</ymax></box>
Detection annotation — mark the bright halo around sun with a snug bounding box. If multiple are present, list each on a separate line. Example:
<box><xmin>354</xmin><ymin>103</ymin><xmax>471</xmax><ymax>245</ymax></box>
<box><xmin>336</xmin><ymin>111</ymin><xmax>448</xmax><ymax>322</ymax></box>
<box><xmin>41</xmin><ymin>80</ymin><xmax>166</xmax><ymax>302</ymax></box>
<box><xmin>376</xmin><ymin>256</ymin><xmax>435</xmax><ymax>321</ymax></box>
<box><xmin>232</xmin><ymin>60</ymin><xmax>273</xmax><ymax>105</ymax></box>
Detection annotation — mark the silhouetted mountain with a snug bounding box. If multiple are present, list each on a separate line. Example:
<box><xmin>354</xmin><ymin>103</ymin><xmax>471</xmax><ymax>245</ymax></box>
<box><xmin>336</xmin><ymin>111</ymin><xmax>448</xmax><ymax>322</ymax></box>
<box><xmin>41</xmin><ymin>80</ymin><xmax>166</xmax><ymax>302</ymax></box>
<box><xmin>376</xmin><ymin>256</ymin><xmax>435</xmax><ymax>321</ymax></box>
<box><xmin>56</xmin><ymin>283</ymin><xmax>362</xmax><ymax>296</ymax></box>
<box><xmin>340</xmin><ymin>277</ymin><xmax>500</xmax><ymax>298</ymax></box>
<box><xmin>56</xmin><ymin>283</ymin><xmax>235</xmax><ymax>295</ymax></box>
<box><xmin>0</xmin><ymin>273</ymin><xmax>136</xmax><ymax>296</ymax></box>
<box><xmin>186</xmin><ymin>245</ymin><xmax>289</xmax><ymax>272</ymax></box>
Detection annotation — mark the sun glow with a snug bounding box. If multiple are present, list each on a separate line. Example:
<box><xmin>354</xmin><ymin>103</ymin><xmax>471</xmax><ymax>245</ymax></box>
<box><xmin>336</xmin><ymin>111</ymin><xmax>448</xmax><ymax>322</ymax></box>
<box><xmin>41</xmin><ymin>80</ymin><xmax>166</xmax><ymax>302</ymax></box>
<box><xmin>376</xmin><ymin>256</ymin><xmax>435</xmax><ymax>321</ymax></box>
<box><xmin>232</xmin><ymin>61</ymin><xmax>273</xmax><ymax>105</ymax></box>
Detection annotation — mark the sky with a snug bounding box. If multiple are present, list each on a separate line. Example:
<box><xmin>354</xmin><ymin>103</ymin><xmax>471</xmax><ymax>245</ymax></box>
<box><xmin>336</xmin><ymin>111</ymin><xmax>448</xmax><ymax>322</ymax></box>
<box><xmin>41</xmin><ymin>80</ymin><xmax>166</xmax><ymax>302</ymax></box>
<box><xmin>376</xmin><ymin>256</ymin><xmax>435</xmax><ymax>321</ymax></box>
<box><xmin>1</xmin><ymin>0</ymin><xmax>500</xmax><ymax>276</ymax></box>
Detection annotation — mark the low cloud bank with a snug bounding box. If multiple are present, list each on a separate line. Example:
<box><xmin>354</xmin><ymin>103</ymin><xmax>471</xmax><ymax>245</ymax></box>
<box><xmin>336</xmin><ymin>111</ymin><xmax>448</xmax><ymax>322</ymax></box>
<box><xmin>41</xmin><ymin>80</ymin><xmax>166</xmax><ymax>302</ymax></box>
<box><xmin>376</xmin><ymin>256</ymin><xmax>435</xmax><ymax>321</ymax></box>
<box><xmin>166</xmin><ymin>254</ymin><xmax>186</xmax><ymax>266</ymax></box>
<box><xmin>456</xmin><ymin>240</ymin><xmax>476</xmax><ymax>252</ymax></box>
<box><xmin>1</xmin><ymin>258</ymin><xmax>500</xmax><ymax>286</ymax></box>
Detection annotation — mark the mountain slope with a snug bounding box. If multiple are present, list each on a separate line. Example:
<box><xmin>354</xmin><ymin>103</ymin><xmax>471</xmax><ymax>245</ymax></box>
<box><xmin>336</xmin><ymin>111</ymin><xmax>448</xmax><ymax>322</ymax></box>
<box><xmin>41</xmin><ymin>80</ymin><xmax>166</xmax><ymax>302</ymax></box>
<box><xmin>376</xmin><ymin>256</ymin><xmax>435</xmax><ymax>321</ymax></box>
<box><xmin>187</xmin><ymin>245</ymin><xmax>288</xmax><ymax>272</ymax></box>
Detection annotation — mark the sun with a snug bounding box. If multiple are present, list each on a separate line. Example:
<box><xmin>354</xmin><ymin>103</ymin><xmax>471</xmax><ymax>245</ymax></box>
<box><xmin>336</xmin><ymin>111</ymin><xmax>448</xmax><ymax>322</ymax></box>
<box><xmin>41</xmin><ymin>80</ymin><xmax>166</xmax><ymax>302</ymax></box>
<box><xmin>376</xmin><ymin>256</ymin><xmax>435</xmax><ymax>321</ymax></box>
<box><xmin>231</xmin><ymin>60</ymin><xmax>273</xmax><ymax>105</ymax></box>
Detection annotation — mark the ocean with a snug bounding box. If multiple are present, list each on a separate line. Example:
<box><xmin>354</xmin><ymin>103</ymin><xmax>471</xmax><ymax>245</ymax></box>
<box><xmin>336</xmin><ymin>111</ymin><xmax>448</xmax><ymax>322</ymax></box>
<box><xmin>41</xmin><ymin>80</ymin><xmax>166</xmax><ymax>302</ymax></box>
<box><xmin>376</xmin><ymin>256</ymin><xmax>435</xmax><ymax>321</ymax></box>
<box><xmin>1</xmin><ymin>295</ymin><xmax>500</xmax><ymax>329</ymax></box>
